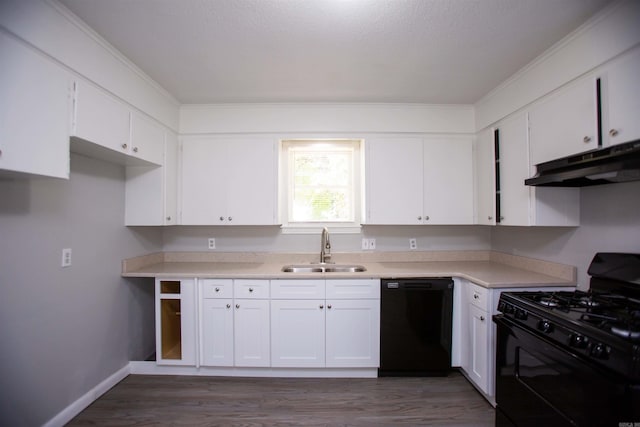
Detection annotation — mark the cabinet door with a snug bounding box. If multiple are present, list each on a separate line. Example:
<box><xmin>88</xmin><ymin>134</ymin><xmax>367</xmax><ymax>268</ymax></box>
<box><xmin>226</xmin><ymin>138</ymin><xmax>277</xmax><ymax>225</ymax></box>
<box><xmin>270</xmin><ymin>299</ymin><xmax>325</xmax><ymax>367</ymax></box>
<box><xmin>234</xmin><ymin>299</ymin><xmax>270</xmax><ymax>367</ymax></box>
<box><xmin>155</xmin><ymin>279</ymin><xmax>196</xmax><ymax>366</ymax></box>
<box><xmin>200</xmin><ymin>299</ymin><xmax>234</xmax><ymax>367</ymax></box>
<box><xmin>365</xmin><ymin>138</ymin><xmax>423</xmax><ymax>224</ymax></box>
<box><xmin>474</xmin><ymin>128</ymin><xmax>496</xmax><ymax>225</ymax></box>
<box><xmin>163</xmin><ymin>131</ymin><xmax>178</xmax><ymax>225</ymax></box>
<box><xmin>0</xmin><ymin>32</ymin><xmax>71</xmax><ymax>178</ymax></box>
<box><xmin>529</xmin><ymin>77</ymin><xmax>598</xmax><ymax>165</ymax></box>
<box><xmin>72</xmin><ymin>80</ymin><xmax>130</xmax><ymax>154</ymax></box>
<box><xmin>423</xmin><ymin>136</ymin><xmax>474</xmax><ymax>224</ymax></box>
<box><xmin>467</xmin><ymin>304</ymin><xmax>489</xmax><ymax>393</ymax></box>
<box><xmin>130</xmin><ymin>112</ymin><xmax>164</xmax><ymax>165</ymax></box>
<box><xmin>180</xmin><ymin>137</ymin><xmax>227</xmax><ymax>225</ymax></box>
<box><xmin>604</xmin><ymin>49</ymin><xmax>640</xmax><ymax>146</ymax></box>
<box><xmin>325</xmin><ymin>299</ymin><xmax>380</xmax><ymax>368</ymax></box>
<box><xmin>498</xmin><ymin>113</ymin><xmax>531</xmax><ymax>226</ymax></box>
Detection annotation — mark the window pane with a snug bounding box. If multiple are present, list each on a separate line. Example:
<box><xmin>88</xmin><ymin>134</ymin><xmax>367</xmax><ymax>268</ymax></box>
<box><xmin>292</xmin><ymin>188</ymin><xmax>352</xmax><ymax>222</ymax></box>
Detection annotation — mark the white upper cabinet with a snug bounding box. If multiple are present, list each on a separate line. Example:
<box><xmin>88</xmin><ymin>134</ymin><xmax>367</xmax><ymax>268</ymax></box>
<box><xmin>474</xmin><ymin>128</ymin><xmax>496</xmax><ymax>225</ymax></box>
<box><xmin>497</xmin><ymin>113</ymin><xmax>531</xmax><ymax>226</ymax></box>
<box><xmin>180</xmin><ymin>136</ymin><xmax>277</xmax><ymax>225</ymax></box>
<box><xmin>0</xmin><ymin>31</ymin><xmax>72</xmax><ymax>179</ymax></box>
<box><xmin>71</xmin><ymin>80</ymin><xmax>164</xmax><ymax>166</ymax></box>
<box><xmin>529</xmin><ymin>76</ymin><xmax>598</xmax><ymax>166</ymax></box>
<box><xmin>366</xmin><ymin>137</ymin><xmax>474</xmax><ymax>225</ymax></box>
<box><xmin>125</xmin><ymin>131</ymin><xmax>178</xmax><ymax>226</ymax></box>
<box><xmin>423</xmin><ymin>136</ymin><xmax>474</xmax><ymax>224</ymax></box>
<box><xmin>602</xmin><ymin>48</ymin><xmax>640</xmax><ymax>146</ymax></box>
<box><xmin>365</xmin><ymin>137</ymin><xmax>423</xmax><ymax>224</ymax></box>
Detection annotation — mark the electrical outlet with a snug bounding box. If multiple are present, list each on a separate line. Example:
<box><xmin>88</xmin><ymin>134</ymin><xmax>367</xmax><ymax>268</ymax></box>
<box><xmin>361</xmin><ymin>238</ymin><xmax>370</xmax><ymax>250</ymax></box>
<box><xmin>409</xmin><ymin>238</ymin><xmax>417</xmax><ymax>250</ymax></box>
<box><xmin>61</xmin><ymin>248</ymin><xmax>72</xmax><ymax>267</ymax></box>
<box><xmin>369</xmin><ymin>238</ymin><xmax>376</xmax><ymax>250</ymax></box>
<box><xmin>208</xmin><ymin>238</ymin><xmax>216</xmax><ymax>250</ymax></box>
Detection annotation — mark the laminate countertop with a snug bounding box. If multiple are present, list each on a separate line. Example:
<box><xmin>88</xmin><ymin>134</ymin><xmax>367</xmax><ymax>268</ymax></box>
<box><xmin>122</xmin><ymin>251</ymin><xmax>577</xmax><ymax>289</ymax></box>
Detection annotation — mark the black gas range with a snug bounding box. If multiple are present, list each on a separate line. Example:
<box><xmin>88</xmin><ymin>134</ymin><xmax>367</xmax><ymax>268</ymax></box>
<box><xmin>493</xmin><ymin>253</ymin><xmax>640</xmax><ymax>427</ymax></box>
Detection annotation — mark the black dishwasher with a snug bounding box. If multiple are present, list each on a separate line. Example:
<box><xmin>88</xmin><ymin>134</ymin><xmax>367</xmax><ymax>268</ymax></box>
<box><xmin>379</xmin><ymin>277</ymin><xmax>454</xmax><ymax>376</ymax></box>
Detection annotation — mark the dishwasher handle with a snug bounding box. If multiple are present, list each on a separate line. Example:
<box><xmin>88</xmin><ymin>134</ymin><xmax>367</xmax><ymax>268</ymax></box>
<box><xmin>382</xmin><ymin>278</ymin><xmax>453</xmax><ymax>290</ymax></box>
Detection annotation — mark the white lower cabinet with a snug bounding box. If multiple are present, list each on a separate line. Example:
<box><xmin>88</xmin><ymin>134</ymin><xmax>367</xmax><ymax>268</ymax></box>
<box><xmin>270</xmin><ymin>279</ymin><xmax>380</xmax><ymax>368</ymax></box>
<box><xmin>155</xmin><ymin>279</ymin><xmax>197</xmax><ymax>366</ymax></box>
<box><xmin>465</xmin><ymin>303</ymin><xmax>489</xmax><ymax>393</ymax></box>
<box><xmin>200</xmin><ymin>279</ymin><xmax>270</xmax><ymax>368</ymax></box>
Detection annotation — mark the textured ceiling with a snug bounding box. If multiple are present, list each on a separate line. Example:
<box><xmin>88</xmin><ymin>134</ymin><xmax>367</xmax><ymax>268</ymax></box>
<box><xmin>59</xmin><ymin>0</ymin><xmax>612</xmax><ymax>104</ymax></box>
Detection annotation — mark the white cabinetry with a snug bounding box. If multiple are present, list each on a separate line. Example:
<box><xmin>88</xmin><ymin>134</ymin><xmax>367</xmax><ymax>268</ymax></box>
<box><xmin>270</xmin><ymin>279</ymin><xmax>380</xmax><ymax>368</ymax></box>
<box><xmin>498</xmin><ymin>113</ymin><xmax>579</xmax><ymax>226</ymax></box>
<box><xmin>529</xmin><ymin>77</ymin><xmax>598</xmax><ymax>165</ymax></box>
<box><xmin>461</xmin><ymin>283</ymin><xmax>490</xmax><ymax>394</ymax></box>
<box><xmin>366</xmin><ymin>137</ymin><xmax>474</xmax><ymax>225</ymax></box>
<box><xmin>125</xmin><ymin>131</ymin><xmax>178</xmax><ymax>225</ymax></box>
<box><xmin>200</xmin><ymin>279</ymin><xmax>234</xmax><ymax>366</ymax></box>
<box><xmin>155</xmin><ymin>279</ymin><xmax>196</xmax><ymax>366</ymax></box>
<box><xmin>474</xmin><ymin>128</ymin><xmax>496</xmax><ymax>225</ymax></box>
<box><xmin>180</xmin><ymin>136</ymin><xmax>277</xmax><ymax>225</ymax></box>
<box><xmin>0</xmin><ymin>31</ymin><xmax>72</xmax><ymax>179</ymax></box>
<box><xmin>200</xmin><ymin>279</ymin><xmax>270</xmax><ymax>367</ymax></box>
<box><xmin>602</xmin><ymin>48</ymin><xmax>640</xmax><ymax>146</ymax></box>
<box><xmin>71</xmin><ymin>80</ymin><xmax>163</xmax><ymax>166</ymax></box>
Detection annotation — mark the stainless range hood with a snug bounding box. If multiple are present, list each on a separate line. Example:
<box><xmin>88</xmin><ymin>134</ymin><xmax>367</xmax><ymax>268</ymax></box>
<box><xmin>525</xmin><ymin>139</ymin><xmax>640</xmax><ymax>187</ymax></box>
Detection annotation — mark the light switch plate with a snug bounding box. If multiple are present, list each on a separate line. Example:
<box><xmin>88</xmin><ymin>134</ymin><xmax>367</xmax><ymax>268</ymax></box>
<box><xmin>409</xmin><ymin>238</ymin><xmax>417</xmax><ymax>250</ymax></box>
<box><xmin>208</xmin><ymin>238</ymin><xmax>216</xmax><ymax>250</ymax></box>
<box><xmin>61</xmin><ymin>248</ymin><xmax>72</xmax><ymax>267</ymax></box>
<box><xmin>369</xmin><ymin>239</ymin><xmax>376</xmax><ymax>250</ymax></box>
<box><xmin>361</xmin><ymin>238</ymin><xmax>370</xmax><ymax>250</ymax></box>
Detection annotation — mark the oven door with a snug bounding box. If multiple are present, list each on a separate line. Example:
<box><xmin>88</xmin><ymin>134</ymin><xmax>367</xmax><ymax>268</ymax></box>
<box><xmin>494</xmin><ymin>314</ymin><xmax>637</xmax><ymax>427</ymax></box>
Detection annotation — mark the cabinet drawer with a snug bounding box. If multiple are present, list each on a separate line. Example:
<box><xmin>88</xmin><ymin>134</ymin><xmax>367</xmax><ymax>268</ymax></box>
<box><xmin>234</xmin><ymin>279</ymin><xmax>269</xmax><ymax>299</ymax></box>
<box><xmin>326</xmin><ymin>279</ymin><xmax>380</xmax><ymax>299</ymax></box>
<box><xmin>201</xmin><ymin>279</ymin><xmax>233</xmax><ymax>299</ymax></box>
<box><xmin>467</xmin><ymin>283</ymin><xmax>489</xmax><ymax>310</ymax></box>
<box><xmin>271</xmin><ymin>279</ymin><xmax>325</xmax><ymax>299</ymax></box>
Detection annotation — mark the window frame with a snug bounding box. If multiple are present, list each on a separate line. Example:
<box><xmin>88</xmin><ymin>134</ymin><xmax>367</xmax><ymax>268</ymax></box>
<box><xmin>279</xmin><ymin>138</ymin><xmax>364</xmax><ymax>234</ymax></box>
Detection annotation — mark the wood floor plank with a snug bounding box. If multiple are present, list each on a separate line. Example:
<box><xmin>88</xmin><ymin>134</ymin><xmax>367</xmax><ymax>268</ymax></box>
<box><xmin>68</xmin><ymin>372</ymin><xmax>495</xmax><ymax>426</ymax></box>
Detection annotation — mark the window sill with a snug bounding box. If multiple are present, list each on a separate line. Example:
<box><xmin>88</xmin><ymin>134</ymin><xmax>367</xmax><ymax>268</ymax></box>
<box><xmin>280</xmin><ymin>224</ymin><xmax>362</xmax><ymax>235</ymax></box>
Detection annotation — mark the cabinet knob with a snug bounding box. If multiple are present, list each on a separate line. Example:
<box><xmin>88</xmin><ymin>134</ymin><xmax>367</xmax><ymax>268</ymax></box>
<box><xmin>166</xmin><ymin>216</ymin><xmax>171</xmax><ymax>221</ymax></box>
<box><xmin>499</xmin><ymin>216</ymin><xmax>504</xmax><ymax>221</ymax></box>
<box><xmin>226</xmin><ymin>304</ymin><xmax>231</xmax><ymax>309</ymax></box>
<box><xmin>133</xmin><ymin>146</ymin><xmax>139</xmax><ymax>153</ymax></box>
<box><xmin>327</xmin><ymin>304</ymin><xmax>332</xmax><ymax>309</ymax></box>
<box><xmin>235</xmin><ymin>304</ymin><xmax>240</xmax><ymax>309</ymax></box>
<box><xmin>417</xmin><ymin>216</ymin><xmax>422</xmax><ymax>221</ymax></box>
<box><xmin>474</xmin><ymin>294</ymin><xmax>479</xmax><ymax>299</ymax></box>
<box><xmin>121</xmin><ymin>143</ymin><xmax>128</xmax><ymax>150</ymax></box>
<box><xmin>583</xmin><ymin>136</ymin><xmax>591</xmax><ymax>143</ymax></box>
<box><xmin>319</xmin><ymin>304</ymin><xmax>324</xmax><ymax>309</ymax></box>
<box><xmin>480</xmin><ymin>316</ymin><xmax>485</xmax><ymax>321</ymax></box>
<box><xmin>425</xmin><ymin>216</ymin><xmax>430</xmax><ymax>221</ymax></box>
<box><xmin>488</xmin><ymin>216</ymin><xmax>493</xmax><ymax>220</ymax></box>
<box><xmin>609</xmin><ymin>129</ymin><xmax>619</xmax><ymax>137</ymax></box>
<box><xmin>0</xmin><ymin>149</ymin><xmax>3</xmax><ymax>157</ymax></box>
<box><xmin>228</xmin><ymin>216</ymin><xmax>232</xmax><ymax>221</ymax></box>
<box><xmin>215</xmin><ymin>287</ymin><xmax>220</xmax><ymax>292</ymax></box>
<box><xmin>249</xmin><ymin>288</ymin><xmax>254</xmax><ymax>292</ymax></box>
<box><xmin>220</xmin><ymin>216</ymin><xmax>224</xmax><ymax>221</ymax></box>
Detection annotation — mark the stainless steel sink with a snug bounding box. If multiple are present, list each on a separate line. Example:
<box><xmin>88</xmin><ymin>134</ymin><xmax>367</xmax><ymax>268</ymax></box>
<box><xmin>281</xmin><ymin>264</ymin><xmax>366</xmax><ymax>273</ymax></box>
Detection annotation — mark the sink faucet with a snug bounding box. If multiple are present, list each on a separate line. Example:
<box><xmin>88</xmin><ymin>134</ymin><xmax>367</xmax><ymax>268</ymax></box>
<box><xmin>320</xmin><ymin>227</ymin><xmax>332</xmax><ymax>264</ymax></box>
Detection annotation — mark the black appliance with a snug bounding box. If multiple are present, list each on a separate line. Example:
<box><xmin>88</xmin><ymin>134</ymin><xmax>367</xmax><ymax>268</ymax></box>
<box><xmin>525</xmin><ymin>138</ymin><xmax>640</xmax><ymax>187</ymax></box>
<box><xmin>493</xmin><ymin>253</ymin><xmax>640</xmax><ymax>426</ymax></box>
<box><xmin>379</xmin><ymin>277</ymin><xmax>453</xmax><ymax>376</ymax></box>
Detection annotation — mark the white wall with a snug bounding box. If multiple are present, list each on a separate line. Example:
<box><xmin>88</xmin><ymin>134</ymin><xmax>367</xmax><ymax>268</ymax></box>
<box><xmin>162</xmin><ymin>225</ymin><xmax>491</xmax><ymax>253</ymax></box>
<box><xmin>492</xmin><ymin>181</ymin><xmax>640</xmax><ymax>290</ymax></box>
<box><xmin>0</xmin><ymin>154</ymin><xmax>162</xmax><ymax>427</ymax></box>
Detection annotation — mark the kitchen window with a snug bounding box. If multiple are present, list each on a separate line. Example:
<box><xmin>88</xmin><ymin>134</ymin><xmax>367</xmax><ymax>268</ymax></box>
<box><xmin>280</xmin><ymin>139</ymin><xmax>363</xmax><ymax>233</ymax></box>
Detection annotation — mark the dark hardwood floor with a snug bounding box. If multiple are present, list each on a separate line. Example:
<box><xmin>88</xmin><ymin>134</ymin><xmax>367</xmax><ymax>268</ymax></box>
<box><xmin>67</xmin><ymin>371</ymin><xmax>495</xmax><ymax>426</ymax></box>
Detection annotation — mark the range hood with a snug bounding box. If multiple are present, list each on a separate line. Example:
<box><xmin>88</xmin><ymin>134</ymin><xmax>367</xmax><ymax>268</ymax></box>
<box><xmin>525</xmin><ymin>139</ymin><xmax>640</xmax><ymax>187</ymax></box>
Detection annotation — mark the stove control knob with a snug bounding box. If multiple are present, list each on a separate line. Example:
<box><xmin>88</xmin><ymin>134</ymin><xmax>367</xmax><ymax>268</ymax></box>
<box><xmin>538</xmin><ymin>320</ymin><xmax>553</xmax><ymax>333</ymax></box>
<box><xmin>498</xmin><ymin>301</ymin><xmax>506</xmax><ymax>312</ymax></box>
<box><xmin>590</xmin><ymin>343</ymin><xmax>609</xmax><ymax>360</ymax></box>
<box><xmin>569</xmin><ymin>334</ymin><xmax>588</xmax><ymax>348</ymax></box>
<box><xmin>515</xmin><ymin>309</ymin><xmax>528</xmax><ymax>320</ymax></box>
<box><xmin>503</xmin><ymin>304</ymin><xmax>515</xmax><ymax>314</ymax></box>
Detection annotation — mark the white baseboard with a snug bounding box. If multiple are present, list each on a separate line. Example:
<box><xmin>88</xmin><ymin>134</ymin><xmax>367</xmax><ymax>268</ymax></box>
<box><xmin>129</xmin><ymin>360</ymin><xmax>378</xmax><ymax>378</ymax></box>
<box><xmin>43</xmin><ymin>364</ymin><xmax>130</xmax><ymax>427</ymax></box>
